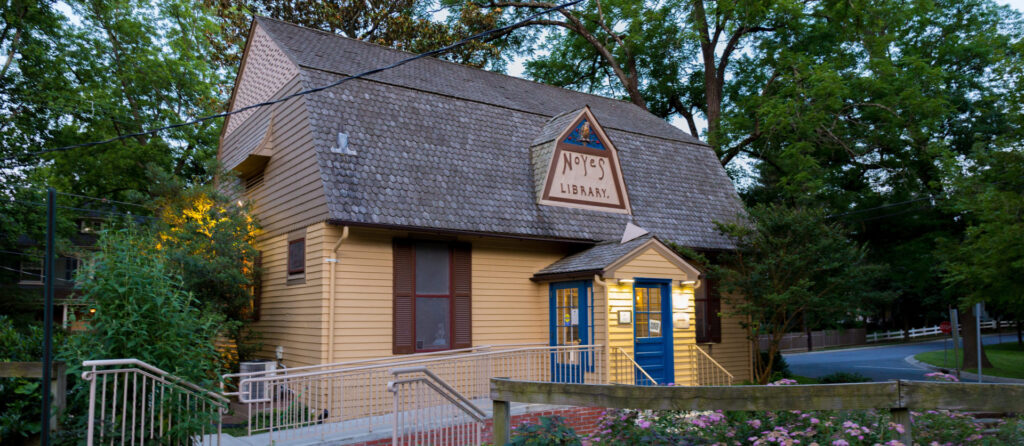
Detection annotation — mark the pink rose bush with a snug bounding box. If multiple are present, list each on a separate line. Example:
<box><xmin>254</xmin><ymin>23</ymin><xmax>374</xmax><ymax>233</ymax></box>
<box><xmin>517</xmin><ymin>377</ymin><xmax>1024</xmax><ymax>445</ymax></box>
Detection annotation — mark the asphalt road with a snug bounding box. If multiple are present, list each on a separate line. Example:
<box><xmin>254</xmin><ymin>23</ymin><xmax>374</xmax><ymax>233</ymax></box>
<box><xmin>784</xmin><ymin>334</ymin><xmax>1013</xmax><ymax>382</ymax></box>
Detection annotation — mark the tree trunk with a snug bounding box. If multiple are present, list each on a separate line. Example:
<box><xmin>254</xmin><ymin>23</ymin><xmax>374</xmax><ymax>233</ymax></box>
<box><xmin>961</xmin><ymin>305</ymin><xmax>994</xmax><ymax>370</ymax></box>
<box><xmin>902</xmin><ymin>314</ymin><xmax>910</xmax><ymax>342</ymax></box>
<box><xmin>804</xmin><ymin>314</ymin><xmax>812</xmax><ymax>352</ymax></box>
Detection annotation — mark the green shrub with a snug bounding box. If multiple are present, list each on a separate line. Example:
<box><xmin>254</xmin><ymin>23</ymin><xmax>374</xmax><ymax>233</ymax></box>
<box><xmin>510</xmin><ymin>415</ymin><xmax>580</xmax><ymax>446</ymax></box>
<box><xmin>55</xmin><ymin>227</ymin><xmax>228</xmax><ymax>444</ymax></box>
<box><xmin>0</xmin><ymin>316</ymin><xmax>62</xmax><ymax>442</ymax></box>
<box><xmin>759</xmin><ymin>350</ymin><xmax>792</xmax><ymax>380</ymax></box>
<box><xmin>61</xmin><ymin>227</ymin><xmax>225</xmax><ymax>384</ymax></box>
<box><xmin>818</xmin><ymin>371</ymin><xmax>872</xmax><ymax>383</ymax></box>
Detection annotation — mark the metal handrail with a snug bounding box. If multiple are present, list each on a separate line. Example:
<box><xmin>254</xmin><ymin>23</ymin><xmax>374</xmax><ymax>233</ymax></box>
<box><xmin>83</xmin><ymin>358</ymin><xmax>229</xmax><ymax>405</ymax></box>
<box><xmin>221</xmin><ymin>343</ymin><xmax>546</xmax><ymax>391</ymax></box>
<box><xmin>390</xmin><ymin>366</ymin><xmax>486</xmax><ymax>419</ymax></box>
<box><xmin>690</xmin><ymin>345</ymin><xmax>734</xmax><ymax>384</ymax></box>
<box><xmin>83</xmin><ymin>359</ymin><xmax>227</xmax><ymax>446</ymax></box>
<box><xmin>613</xmin><ymin>347</ymin><xmax>658</xmax><ymax>385</ymax></box>
<box><xmin>237</xmin><ymin>344</ymin><xmax>597</xmax><ymax>384</ymax></box>
<box><xmin>221</xmin><ymin>341</ymin><xmax>548</xmax><ymax>380</ymax></box>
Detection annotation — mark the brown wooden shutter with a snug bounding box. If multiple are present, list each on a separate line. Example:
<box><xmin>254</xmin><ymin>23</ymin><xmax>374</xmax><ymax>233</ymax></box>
<box><xmin>708</xmin><ymin>277</ymin><xmax>722</xmax><ymax>343</ymax></box>
<box><xmin>393</xmin><ymin>240</ymin><xmax>415</xmax><ymax>354</ymax></box>
<box><xmin>451</xmin><ymin>243</ymin><xmax>472</xmax><ymax>349</ymax></box>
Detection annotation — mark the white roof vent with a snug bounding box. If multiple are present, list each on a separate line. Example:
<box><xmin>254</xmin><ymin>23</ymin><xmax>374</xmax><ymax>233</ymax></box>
<box><xmin>331</xmin><ymin>132</ymin><xmax>356</xmax><ymax>155</ymax></box>
<box><xmin>621</xmin><ymin>221</ymin><xmax>649</xmax><ymax>244</ymax></box>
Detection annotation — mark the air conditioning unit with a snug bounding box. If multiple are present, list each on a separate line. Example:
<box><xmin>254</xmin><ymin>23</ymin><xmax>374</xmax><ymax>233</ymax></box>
<box><xmin>239</xmin><ymin>360</ymin><xmax>276</xmax><ymax>402</ymax></box>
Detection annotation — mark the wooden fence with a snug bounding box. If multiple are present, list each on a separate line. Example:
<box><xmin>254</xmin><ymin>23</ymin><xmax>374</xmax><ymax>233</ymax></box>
<box><xmin>490</xmin><ymin>378</ymin><xmax>1024</xmax><ymax>445</ymax></box>
<box><xmin>0</xmin><ymin>361</ymin><xmax>67</xmax><ymax>431</ymax></box>
<box><xmin>867</xmin><ymin>320</ymin><xmax>1013</xmax><ymax>343</ymax></box>
<box><xmin>758</xmin><ymin>328</ymin><xmax>866</xmax><ymax>352</ymax></box>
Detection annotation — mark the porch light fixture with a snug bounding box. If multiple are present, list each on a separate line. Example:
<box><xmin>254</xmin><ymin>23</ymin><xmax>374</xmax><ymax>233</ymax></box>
<box><xmin>617</xmin><ymin>278</ymin><xmax>635</xmax><ymax>285</ymax></box>
<box><xmin>680</xmin><ymin>279</ymin><xmax>700</xmax><ymax>288</ymax></box>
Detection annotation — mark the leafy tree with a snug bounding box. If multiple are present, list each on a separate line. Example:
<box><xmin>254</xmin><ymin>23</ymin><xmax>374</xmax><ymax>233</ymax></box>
<box><xmin>713</xmin><ymin>204</ymin><xmax>888</xmax><ymax>384</ymax></box>
<box><xmin>150</xmin><ymin>168</ymin><xmax>261</xmax><ymax>322</ymax></box>
<box><xmin>1</xmin><ymin>0</ymin><xmax>228</xmax><ymax>197</ymax></box>
<box><xmin>149</xmin><ymin>167</ymin><xmax>263</xmax><ymax>362</ymax></box>
<box><xmin>465</xmin><ymin>0</ymin><xmax>798</xmax><ymax>161</ymax></box>
<box><xmin>939</xmin><ymin>149</ymin><xmax>1024</xmax><ymax>368</ymax></box>
<box><xmin>727</xmin><ymin>0</ymin><xmax>1022</xmax><ymax>335</ymax></box>
<box><xmin>206</xmin><ymin>0</ymin><xmax>514</xmax><ymax>70</ymax></box>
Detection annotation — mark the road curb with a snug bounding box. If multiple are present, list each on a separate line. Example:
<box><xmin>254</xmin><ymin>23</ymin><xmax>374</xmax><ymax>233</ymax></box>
<box><xmin>904</xmin><ymin>354</ymin><xmax>1024</xmax><ymax>384</ymax></box>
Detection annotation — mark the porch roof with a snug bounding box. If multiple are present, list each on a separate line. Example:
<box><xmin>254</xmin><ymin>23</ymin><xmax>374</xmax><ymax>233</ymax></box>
<box><xmin>532</xmin><ymin>234</ymin><xmax>654</xmax><ymax>279</ymax></box>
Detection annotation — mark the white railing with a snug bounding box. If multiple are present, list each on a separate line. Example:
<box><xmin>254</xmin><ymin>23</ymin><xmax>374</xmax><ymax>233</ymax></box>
<box><xmin>231</xmin><ymin>344</ymin><xmax>605</xmax><ymax>443</ymax></box>
<box><xmin>220</xmin><ymin>343</ymin><xmax>544</xmax><ymax>397</ymax></box>
<box><xmin>610</xmin><ymin>347</ymin><xmax>658</xmax><ymax>385</ymax></box>
<box><xmin>82</xmin><ymin>359</ymin><xmax>228</xmax><ymax>446</ymax></box>
<box><xmin>867</xmin><ymin>320</ymin><xmax>1013</xmax><ymax>343</ymax></box>
<box><xmin>389</xmin><ymin>367</ymin><xmax>486</xmax><ymax>446</ymax></box>
<box><xmin>688</xmin><ymin>345</ymin><xmax>734</xmax><ymax>386</ymax></box>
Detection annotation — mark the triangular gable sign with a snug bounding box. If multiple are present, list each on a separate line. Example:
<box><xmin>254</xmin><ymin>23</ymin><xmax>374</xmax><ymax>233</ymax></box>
<box><xmin>539</xmin><ymin>107</ymin><xmax>631</xmax><ymax>214</ymax></box>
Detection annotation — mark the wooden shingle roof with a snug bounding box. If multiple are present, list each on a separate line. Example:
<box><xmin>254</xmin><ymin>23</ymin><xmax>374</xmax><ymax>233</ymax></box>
<box><xmin>254</xmin><ymin>17</ymin><xmax>744</xmax><ymax>250</ymax></box>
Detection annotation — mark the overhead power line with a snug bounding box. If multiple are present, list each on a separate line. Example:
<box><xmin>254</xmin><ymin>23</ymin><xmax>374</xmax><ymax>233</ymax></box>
<box><xmin>55</xmin><ymin>191</ymin><xmax>151</xmax><ymax>210</ymax></box>
<box><xmin>0</xmin><ymin>265</ymin><xmax>74</xmax><ymax>282</ymax></box>
<box><xmin>1</xmin><ymin>0</ymin><xmax>586</xmax><ymax>165</ymax></box>
<box><xmin>826</xmin><ymin>196</ymin><xmax>935</xmax><ymax>219</ymax></box>
<box><xmin>17</xmin><ymin>200</ymin><xmax>158</xmax><ymax>221</ymax></box>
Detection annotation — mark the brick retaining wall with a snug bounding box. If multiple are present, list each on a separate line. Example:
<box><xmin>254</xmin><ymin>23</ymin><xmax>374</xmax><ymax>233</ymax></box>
<box><xmin>355</xmin><ymin>406</ymin><xmax>605</xmax><ymax>445</ymax></box>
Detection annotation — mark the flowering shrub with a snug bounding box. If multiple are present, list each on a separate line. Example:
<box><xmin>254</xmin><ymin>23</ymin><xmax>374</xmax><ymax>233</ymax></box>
<box><xmin>923</xmin><ymin>372</ymin><xmax>959</xmax><ymax>382</ymax></box>
<box><xmin>510</xmin><ymin>376</ymin><xmax>1023</xmax><ymax>445</ymax></box>
<box><xmin>569</xmin><ymin>377</ymin><xmax>1024</xmax><ymax>445</ymax></box>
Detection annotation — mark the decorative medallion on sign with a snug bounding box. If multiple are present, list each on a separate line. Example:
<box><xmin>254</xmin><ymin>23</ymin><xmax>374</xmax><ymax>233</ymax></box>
<box><xmin>538</xmin><ymin>107</ymin><xmax>631</xmax><ymax>214</ymax></box>
<box><xmin>564</xmin><ymin>120</ymin><xmax>606</xmax><ymax>150</ymax></box>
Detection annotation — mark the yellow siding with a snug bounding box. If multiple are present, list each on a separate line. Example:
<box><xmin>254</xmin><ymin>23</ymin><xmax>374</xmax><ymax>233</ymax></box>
<box><xmin>610</xmin><ymin>248</ymin><xmax>691</xmax><ymax>282</ymax></box>
<box><xmin>219</xmin><ymin>75</ymin><xmax>329</xmax><ymax>241</ymax></box>
<box><xmin>699</xmin><ymin>296</ymin><xmax>753</xmax><ymax>383</ymax></box>
<box><xmin>325</xmin><ymin>227</ymin><xmax>572</xmax><ymax>363</ymax></box>
<box><xmin>605</xmin><ymin>246</ymin><xmax>698</xmax><ymax>385</ymax></box>
<box><xmin>252</xmin><ymin>222</ymin><xmax>329</xmax><ymax>367</ymax></box>
<box><xmin>251</xmin><ymin>223</ymin><xmax>751</xmax><ymax>383</ymax></box>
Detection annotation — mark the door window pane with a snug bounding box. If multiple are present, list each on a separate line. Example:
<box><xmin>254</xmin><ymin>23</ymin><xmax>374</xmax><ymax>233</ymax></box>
<box><xmin>635</xmin><ymin>286</ymin><xmax>663</xmax><ymax>338</ymax></box>
<box><xmin>555</xmin><ymin>288</ymin><xmax>580</xmax><ymax>346</ymax></box>
<box><xmin>415</xmin><ymin>242</ymin><xmax>450</xmax><ymax>294</ymax></box>
<box><xmin>416</xmin><ymin>297</ymin><xmax>449</xmax><ymax>350</ymax></box>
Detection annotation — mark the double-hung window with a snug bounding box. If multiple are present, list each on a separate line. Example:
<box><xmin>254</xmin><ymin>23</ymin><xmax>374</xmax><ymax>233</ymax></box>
<box><xmin>393</xmin><ymin>239</ymin><xmax>471</xmax><ymax>353</ymax></box>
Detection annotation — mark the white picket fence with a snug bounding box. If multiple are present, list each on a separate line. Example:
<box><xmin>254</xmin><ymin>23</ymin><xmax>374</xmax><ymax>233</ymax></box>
<box><xmin>867</xmin><ymin>320</ymin><xmax>1013</xmax><ymax>343</ymax></box>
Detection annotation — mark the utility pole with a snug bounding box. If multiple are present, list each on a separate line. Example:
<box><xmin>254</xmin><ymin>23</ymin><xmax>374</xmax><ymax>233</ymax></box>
<box><xmin>950</xmin><ymin>307</ymin><xmax>960</xmax><ymax>379</ymax></box>
<box><xmin>976</xmin><ymin>302</ymin><xmax>983</xmax><ymax>383</ymax></box>
<box><xmin>41</xmin><ymin>187</ymin><xmax>55</xmax><ymax>445</ymax></box>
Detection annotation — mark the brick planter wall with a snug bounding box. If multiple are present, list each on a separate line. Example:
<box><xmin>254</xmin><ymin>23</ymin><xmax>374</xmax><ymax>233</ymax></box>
<box><xmin>354</xmin><ymin>406</ymin><xmax>605</xmax><ymax>445</ymax></box>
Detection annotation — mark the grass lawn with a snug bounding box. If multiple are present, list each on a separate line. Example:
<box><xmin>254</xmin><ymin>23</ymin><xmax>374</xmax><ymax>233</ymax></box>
<box><xmin>915</xmin><ymin>341</ymin><xmax>1024</xmax><ymax>380</ymax></box>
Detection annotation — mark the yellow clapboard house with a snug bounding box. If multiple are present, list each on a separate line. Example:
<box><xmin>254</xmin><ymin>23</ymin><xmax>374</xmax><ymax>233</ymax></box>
<box><xmin>219</xmin><ymin>16</ymin><xmax>753</xmax><ymax>386</ymax></box>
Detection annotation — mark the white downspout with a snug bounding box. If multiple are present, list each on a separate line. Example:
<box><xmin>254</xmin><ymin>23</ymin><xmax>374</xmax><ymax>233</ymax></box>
<box><xmin>326</xmin><ymin>226</ymin><xmax>349</xmax><ymax>364</ymax></box>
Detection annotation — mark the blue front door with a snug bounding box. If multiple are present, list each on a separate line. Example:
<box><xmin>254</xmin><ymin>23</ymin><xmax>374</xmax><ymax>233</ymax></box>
<box><xmin>549</xmin><ymin>281</ymin><xmax>591</xmax><ymax>383</ymax></box>
<box><xmin>633</xmin><ymin>279</ymin><xmax>673</xmax><ymax>385</ymax></box>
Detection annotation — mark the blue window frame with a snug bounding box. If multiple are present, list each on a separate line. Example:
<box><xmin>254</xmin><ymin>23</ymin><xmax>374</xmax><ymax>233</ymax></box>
<box><xmin>549</xmin><ymin>280</ymin><xmax>594</xmax><ymax>382</ymax></box>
